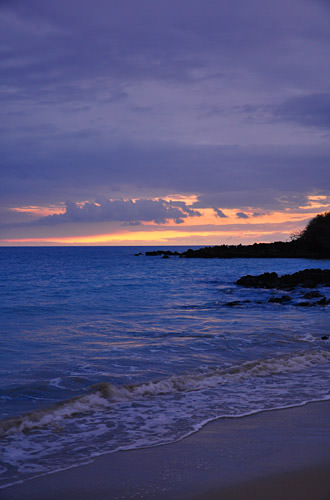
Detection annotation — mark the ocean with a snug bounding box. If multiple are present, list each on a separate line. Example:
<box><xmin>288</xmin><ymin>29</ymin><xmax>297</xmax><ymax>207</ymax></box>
<box><xmin>1</xmin><ymin>246</ymin><xmax>330</xmax><ymax>489</ymax></box>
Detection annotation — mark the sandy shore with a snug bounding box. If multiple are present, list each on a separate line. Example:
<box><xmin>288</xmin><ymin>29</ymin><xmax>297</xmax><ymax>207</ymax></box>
<box><xmin>2</xmin><ymin>400</ymin><xmax>330</xmax><ymax>500</ymax></box>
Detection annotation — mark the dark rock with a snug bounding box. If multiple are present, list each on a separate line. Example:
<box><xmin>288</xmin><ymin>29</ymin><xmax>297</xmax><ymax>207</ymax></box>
<box><xmin>321</xmin><ymin>335</ymin><xmax>329</xmax><ymax>340</ymax></box>
<box><xmin>302</xmin><ymin>291</ymin><xmax>323</xmax><ymax>299</ymax></box>
<box><xmin>268</xmin><ymin>295</ymin><xmax>291</xmax><ymax>304</ymax></box>
<box><xmin>316</xmin><ymin>297</ymin><xmax>330</xmax><ymax>305</ymax></box>
<box><xmin>280</xmin><ymin>286</ymin><xmax>295</xmax><ymax>291</ymax></box>
<box><xmin>134</xmin><ymin>252</ymin><xmax>143</xmax><ymax>256</ymax></box>
<box><xmin>236</xmin><ymin>269</ymin><xmax>330</xmax><ymax>289</ymax></box>
<box><xmin>224</xmin><ymin>299</ymin><xmax>251</xmax><ymax>306</ymax></box>
<box><xmin>236</xmin><ymin>272</ymin><xmax>279</xmax><ymax>288</ymax></box>
<box><xmin>180</xmin><ymin>241</ymin><xmax>311</xmax><ymax>258</ymax></box>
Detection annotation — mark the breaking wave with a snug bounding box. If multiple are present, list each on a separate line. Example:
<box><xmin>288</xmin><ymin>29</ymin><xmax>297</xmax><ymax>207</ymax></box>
<box><xmin>1</xmin><ymin>349</ymin><xmax>329</xmax><ymax>437</ymax></box>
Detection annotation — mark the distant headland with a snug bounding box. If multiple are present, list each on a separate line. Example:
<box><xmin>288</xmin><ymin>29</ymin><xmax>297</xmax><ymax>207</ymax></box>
<box><xmin>143</xmin><ymin>212</ymin><xmax>330</xmax><ymax>259</ymax></box>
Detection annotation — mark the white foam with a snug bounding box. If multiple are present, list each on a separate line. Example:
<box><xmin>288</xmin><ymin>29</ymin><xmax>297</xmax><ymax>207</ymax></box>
<box><xmin>49</xmin><ymin>378</ymin><xmax>65</xmax><ymax>389</ymax></box>
<box><xmin>95</xmin><ymin>349</ymin><xmax>330</xmax><ymax>401</ymax></box>
<box><xmin>1</xmin><ymin>349</ymin><xmax>329</xmax><ymax>437</ymax></box>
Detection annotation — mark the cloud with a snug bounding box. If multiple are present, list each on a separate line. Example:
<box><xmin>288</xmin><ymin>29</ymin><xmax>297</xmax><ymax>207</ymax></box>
<box><xmin>273</xmin><ymin>93</ymin><xmax>330</xmax><ymax>129</ymax></box>
<box><xmin>236</xmin><ymin>212</ymin><xmax>249</xmax><ymax>219</ymax></box>
<box><xmin>213</xmin><ymin>208</ymin><xmax>227</xmax><ymax>218</ymax></box>
<box><xmin>1</xmin><ymin>0</ymin><xmax>330</xmax><ymax>240</ymax></box>
<box><xmin>1</xmin><ymin>141</ymin><xmax>330</xmax><ymax>216</ymax></box>
<box><xmin>1</xmin><ymin>0</ymin><xmax>329</xmax><ymax>109</ymax></box>
<box><xmin>38</xmin><ymin>198</ymin><xmax>201</xmax><ymax>225</ymax></box>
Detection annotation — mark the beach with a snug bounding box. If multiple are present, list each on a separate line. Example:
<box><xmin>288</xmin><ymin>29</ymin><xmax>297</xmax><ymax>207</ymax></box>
<box><xmin>2</xmin><ymin>399</ymin><xmax>330</xmax><ymax>500</ymax></box>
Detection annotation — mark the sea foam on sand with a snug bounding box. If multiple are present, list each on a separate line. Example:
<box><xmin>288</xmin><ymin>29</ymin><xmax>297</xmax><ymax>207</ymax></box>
<box><xmin>2</xmin><ymin>400</ymin><xmax>330</xmax><ymax>500</ymax></box>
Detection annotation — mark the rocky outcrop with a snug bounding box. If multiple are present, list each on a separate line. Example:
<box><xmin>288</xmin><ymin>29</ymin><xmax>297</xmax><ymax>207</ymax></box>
<box><xmin>236</xmin><ymin>269</ymin><xmax>330</xmax><ymax>289</ymax></box>
<box><xmin>268</xmin><ymin>295</ymin><xmax>291</xmax><ymax>303</ymax></box>
<box><xmin>143</xmin><ymin>212</ymin><xmax>330</xmax><ymax>260</ymax></box>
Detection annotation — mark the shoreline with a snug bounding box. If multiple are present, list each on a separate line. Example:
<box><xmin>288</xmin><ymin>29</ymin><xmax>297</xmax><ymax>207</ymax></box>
<box><xmin>2</xmin><ymin>399</ymin><xmax>330</xmax><ymax>500</ymax></box>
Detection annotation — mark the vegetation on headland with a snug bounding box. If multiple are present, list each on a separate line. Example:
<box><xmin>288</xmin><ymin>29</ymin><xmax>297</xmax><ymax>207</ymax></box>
<box><xmin>144</xmin><ymin>212</ymin><xmax>330</xmax><ymax>259</ymax></box>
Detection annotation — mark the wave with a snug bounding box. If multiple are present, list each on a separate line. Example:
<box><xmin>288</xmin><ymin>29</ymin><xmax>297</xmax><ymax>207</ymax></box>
<box><xmin>1</xmin><ymin>349</ymin><xmax>329</xmax><ymax>437</ymax></box>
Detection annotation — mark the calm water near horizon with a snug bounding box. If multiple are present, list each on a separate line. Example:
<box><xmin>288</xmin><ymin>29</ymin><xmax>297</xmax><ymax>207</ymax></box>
<box><xmin>1</xmin><ymin>246</ymin><xmax>330</xmax><ymax>488</ymax></box>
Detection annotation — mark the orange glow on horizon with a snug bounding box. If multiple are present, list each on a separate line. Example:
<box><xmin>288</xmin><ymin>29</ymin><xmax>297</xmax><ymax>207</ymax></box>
<box><xmin>11</xmin><ymin>205</ymin><xmax>66</xmax><ymax>217</ymax></box>
<box><xmin>4</xmin><ymin>197</ymin><xmax>325</xmax><ymax>246</ymax></box>
<box><xmin>1</xmin><ymin>225</ymin><xmax>304</xmax><ymax>246</ymax></box>
<box><xmin>2</xmin><ymin>229</ymin><xmax>239</xmax><ymax>245</ymax></box>
<box><xmin>143</xmin><ymin>208</ymin><xmax>320</xmax><ymax>228</ymax></box>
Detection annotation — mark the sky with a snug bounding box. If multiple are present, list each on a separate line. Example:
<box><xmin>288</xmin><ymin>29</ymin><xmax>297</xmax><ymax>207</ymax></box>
<box><xmin>1</xmin><ymin>0</ymin><xmax>330</xmax><ymax>246</ymax></box>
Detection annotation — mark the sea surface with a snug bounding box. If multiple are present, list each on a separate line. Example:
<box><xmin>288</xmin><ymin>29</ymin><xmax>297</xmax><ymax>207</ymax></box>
<box><xmin>1</xmin><ymin>246</ymin><xmax>330</xmax><ymax>489</ymax></box>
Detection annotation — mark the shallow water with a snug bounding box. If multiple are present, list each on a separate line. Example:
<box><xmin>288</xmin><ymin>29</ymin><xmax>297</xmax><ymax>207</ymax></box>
<box><xmin>1</xmin><ymin>247</ymin><xmax>330</xmax><ymax>488</ymax></box>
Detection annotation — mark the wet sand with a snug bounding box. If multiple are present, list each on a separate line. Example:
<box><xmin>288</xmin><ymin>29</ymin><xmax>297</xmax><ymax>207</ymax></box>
<box><xmin>2</xmin><ymin>400</ymin><xmax>330</xmax><ymax>500</ymax></box>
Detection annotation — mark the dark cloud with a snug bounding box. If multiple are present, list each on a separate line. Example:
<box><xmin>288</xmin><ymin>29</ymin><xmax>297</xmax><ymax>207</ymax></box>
<box><xmin>213</xmin><ymin>208</ymin><xmax>227</xmax><ymax>218</ymax></box>
<box><xmin>273</xmin><ymin>93</ymin><xmax>330</xmax><ymax>129</ymax></box>
<box><xmin>162</xmin><ymin>218</ymin><xmax>311</xmax><ymax>234</ymax></box>
<box><xmin>1</xmin><ymin>141</ymin><xmax>330</xmax><ymax>212</ymax></box>
<box><xmin>236</xmin><ymin>212</ymin><xmax>249</xmax><ymax>219</ymax></box>
<box><xmin>1</xmin><ymin>0</ymin><xmax>329</xmax><ymax>102</ymax></box>
<box><xmin>1</xmin><ymin>0</ymin><xmax>330</xmax><ymax>237</ymax></box>
<box><xmin>39</xmin><ymin>198</ymin><xmax>201</xmax><ymax>225</ymax></box>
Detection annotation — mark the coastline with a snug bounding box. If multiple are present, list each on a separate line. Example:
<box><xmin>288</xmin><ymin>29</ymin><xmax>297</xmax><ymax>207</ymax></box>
<box><xmin>2</xmin><ymin>399</ymin><xmax>330</xmax><ymax>500</ymax></box>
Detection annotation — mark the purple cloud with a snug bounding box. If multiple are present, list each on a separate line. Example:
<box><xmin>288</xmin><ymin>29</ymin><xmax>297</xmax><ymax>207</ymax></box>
<box><xmin>236</xmin><ymin>212</ymin><xmax>249</xmax><ymax>219</ymax></box>
<box><xmin>38</xmin><ymin>199</ymin><xmax>201</xmax><ymax>225</ymax></box>
<box><xmin>273</xmin><ymin>92</ymin><xmax>330</xmax><ymax>129</ymax></box>
<box><xmin>1</xmin><ymin>0</ymin><xmax>330</xmax><ymax>237</ymax></box>
<box><xmin>213</xmin><ymin>208</ymin><xmax>227</xmax><ymax>218</ymax></box>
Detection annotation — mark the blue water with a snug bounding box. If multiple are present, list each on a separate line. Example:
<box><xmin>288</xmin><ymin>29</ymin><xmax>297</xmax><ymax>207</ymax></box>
<box><xmin>1</xmin><ymin>247</ymin><xmax>330</xmax><ymax>488</ymax></box>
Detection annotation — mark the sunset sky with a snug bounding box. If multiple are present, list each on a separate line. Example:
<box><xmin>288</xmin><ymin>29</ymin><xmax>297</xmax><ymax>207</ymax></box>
<box><xmin>1</xmin><ymin>0</ymin><xmax>330</xmax><ymax>246</ymax></box>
